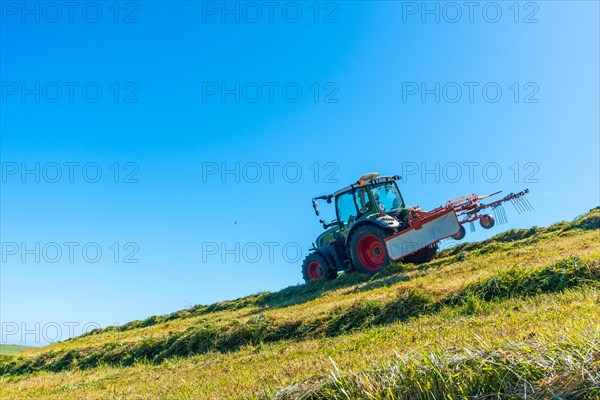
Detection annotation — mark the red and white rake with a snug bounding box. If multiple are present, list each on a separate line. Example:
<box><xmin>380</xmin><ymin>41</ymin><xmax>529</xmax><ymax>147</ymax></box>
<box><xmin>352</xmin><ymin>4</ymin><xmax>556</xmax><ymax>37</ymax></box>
<box><xmin>385</xmin><ymin>189</ymin><xmax>532</xmax><ymax>261</ymax></box>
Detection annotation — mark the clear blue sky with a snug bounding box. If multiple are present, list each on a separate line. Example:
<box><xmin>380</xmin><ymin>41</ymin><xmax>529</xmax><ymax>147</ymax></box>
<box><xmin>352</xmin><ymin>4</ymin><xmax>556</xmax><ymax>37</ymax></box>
<box><xmin>1</xmin><ymin>1</ymin><xmax>598</xmax><ymax>346</ymax></box>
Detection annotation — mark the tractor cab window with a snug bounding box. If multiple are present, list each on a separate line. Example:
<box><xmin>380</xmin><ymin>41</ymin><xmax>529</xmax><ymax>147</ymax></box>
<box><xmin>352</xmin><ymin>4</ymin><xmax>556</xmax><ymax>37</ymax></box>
<box><xmin>336</xmin><ymin>189</ymin><xmax>373</xmax><ymax>227</ymax></box>
<box><xmin>355</xmin><ymin>188</ymin><xmax>371</xmax><ymax>214</ymax></box>
<box><xmin>336</xmin><ymin>192</ymin><xmax>357</xmax><ymax>226</ymax></box>
<box><xmin>371</xmin><ymin>182</ymin><xmax>404</xmax><ymax>212</ymax></box>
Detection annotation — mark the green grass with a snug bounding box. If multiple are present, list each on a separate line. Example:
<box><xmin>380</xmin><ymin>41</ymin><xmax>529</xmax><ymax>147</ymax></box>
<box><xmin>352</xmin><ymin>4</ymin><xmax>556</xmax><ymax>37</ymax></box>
<box><xmin>0</xmin><ymin>345</ymin><xmax>35</xmax><ymax>356</ymax></box>
<box><xmin>269</xmin><ymin>330</ymin><xmax>600</xmax><ymax>400</ymax></box>
<box><xmin>0</xmin><ymin>208</ymin><xmax>598</xmax><ymax>399</ymax></box>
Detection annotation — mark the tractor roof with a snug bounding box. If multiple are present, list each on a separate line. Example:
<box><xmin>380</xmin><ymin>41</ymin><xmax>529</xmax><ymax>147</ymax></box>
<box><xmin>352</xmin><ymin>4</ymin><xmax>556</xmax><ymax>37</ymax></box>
<box><xmin>313</xmin><ymin>174</ymin><xmax>401</xmax><ymax>203</ymax></box>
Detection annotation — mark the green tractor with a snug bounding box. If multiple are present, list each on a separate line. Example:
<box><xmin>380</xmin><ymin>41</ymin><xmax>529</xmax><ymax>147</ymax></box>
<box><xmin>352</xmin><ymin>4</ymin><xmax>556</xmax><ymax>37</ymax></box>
<box><xmin>302</xmin><ymin>173</ymin><xmax>531</xmax><ymax>282</ymax></box>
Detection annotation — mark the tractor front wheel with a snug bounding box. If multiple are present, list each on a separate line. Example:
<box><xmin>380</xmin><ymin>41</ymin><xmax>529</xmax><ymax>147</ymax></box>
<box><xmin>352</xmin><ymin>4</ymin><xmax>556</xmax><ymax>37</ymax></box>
<box><xmin>349</xmin><ymin>225</ymin><xmax>391</xmax><ymax>274</ymax></box>
<box><xmin>302</xmin><ymin>252</ymin><xmax>337</xmax><ymax>283</ymax></box>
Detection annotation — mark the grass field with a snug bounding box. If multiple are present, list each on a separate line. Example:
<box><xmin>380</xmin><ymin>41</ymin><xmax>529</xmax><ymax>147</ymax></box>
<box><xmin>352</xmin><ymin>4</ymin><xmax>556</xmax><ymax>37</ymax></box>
<box><xmin>1</xmin><ymin>209</ymin><xmax>598</xmax><ymax>399</ymax></box>
<box><xmin>0</xmin><ymin>346</ymin><xmax>36</xmax><ymax>356</ymax></box>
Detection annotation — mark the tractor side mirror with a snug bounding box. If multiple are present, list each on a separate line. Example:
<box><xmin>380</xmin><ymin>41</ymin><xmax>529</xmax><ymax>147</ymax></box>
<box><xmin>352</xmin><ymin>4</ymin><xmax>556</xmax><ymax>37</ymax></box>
<box><xmin>312</xmin><ymin>199</ymin><xmax>320</xmax><ymax>216</ymax></box>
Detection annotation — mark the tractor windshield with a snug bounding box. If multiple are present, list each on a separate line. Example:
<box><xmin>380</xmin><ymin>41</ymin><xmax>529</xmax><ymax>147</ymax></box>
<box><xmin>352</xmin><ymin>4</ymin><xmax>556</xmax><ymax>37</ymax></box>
<box><xmin>370</xmin><ymin>182</ymin><xmax>404</xmax><ymax>212</ymax></box>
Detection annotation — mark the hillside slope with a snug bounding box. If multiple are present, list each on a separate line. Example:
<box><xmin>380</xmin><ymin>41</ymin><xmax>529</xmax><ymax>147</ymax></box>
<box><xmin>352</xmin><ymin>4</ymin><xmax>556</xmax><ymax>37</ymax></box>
<box><xmin>1</xmin><ymin>209</ymin><xmax>599</xmax><ymax>399</ymax></box>
<box><xmin>0</xmin><ymin>345</ymin><xmax>35</xmax><ymax>356</ymax></box>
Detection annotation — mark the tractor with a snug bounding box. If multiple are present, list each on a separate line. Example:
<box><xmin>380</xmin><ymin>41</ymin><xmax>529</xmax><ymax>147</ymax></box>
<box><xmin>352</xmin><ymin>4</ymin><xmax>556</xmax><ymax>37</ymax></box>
<box><xmin>302</xmin><ymin>173</ymin><xmax>531</xmax><ymax>282</ymax></box>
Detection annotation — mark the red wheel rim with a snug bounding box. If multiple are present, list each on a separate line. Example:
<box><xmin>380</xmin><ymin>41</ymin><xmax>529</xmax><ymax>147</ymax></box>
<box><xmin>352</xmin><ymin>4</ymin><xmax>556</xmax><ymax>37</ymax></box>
<box><xmin>307</xmin><ymin>261</ymin><xmax>323</xmax><ymax>280</ymax></box>
<box><xmin>357</xmin><ymin>235</ymin><xmax>386</xmax><ymax>271</ymax></box>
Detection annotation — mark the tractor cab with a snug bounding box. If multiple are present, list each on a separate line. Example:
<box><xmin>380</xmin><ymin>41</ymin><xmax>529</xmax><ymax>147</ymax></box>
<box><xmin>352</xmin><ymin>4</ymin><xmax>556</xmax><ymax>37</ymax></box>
<box><xmin>312</xmin><ymin>173</ymin><xmax>405</xmax><ymax>234</ymax></box>
<box><xmin>333</xmin><ymin>175</ymin><xmax>405</xmax><ymax>234</ymax></box>
<box><xmin>311</xmin><ymin>173</ymin><xmax>407</xmax><ymax>249</ymax></box>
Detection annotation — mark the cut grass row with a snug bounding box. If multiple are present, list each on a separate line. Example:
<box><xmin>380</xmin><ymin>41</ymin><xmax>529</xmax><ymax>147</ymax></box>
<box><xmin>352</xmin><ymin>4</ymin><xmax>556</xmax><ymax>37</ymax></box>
<box><xmin>2</xmin><ymin>286</ymin><xmax>598</xmax><ymax>399</ymax></box>
<box><xmin>2</xmin><ymin>254</ymin><xmax>597</xmax><ymax>376</ymax></box>
<box><xmin>20</xmin><ymin>211</ymin><xmax>600</xmax><ymax>356</ymax></box>
<box><xmin>76</xmin><ymin>210</ymin><xmax>600</xmax><ymax>336</ymax></box>
<box><xmin>269</xmin><ymin>330</ymin><xmax>600</xmax><ymax>400</ymax></box>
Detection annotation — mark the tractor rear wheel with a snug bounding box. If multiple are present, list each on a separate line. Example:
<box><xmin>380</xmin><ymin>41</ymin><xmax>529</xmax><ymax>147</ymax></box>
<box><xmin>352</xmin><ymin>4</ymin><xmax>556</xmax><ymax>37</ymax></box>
<box><xmin>302</xmin><ymin>252</ymin><xmax>337</xmax><ymax>283</ymax></box>
<box><xmin>349</xmin><ymin>225</ymin><xmax>391</xmax><ymax>274</ymax></box>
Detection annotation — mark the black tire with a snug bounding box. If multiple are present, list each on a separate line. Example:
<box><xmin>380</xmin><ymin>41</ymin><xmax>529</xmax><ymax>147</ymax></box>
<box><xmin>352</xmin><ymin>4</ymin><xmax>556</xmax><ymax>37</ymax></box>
<box><xmin>480</xmin><ymin>214</ymin><xmax>495</xmax><ymax>229</ymax></box>
<box><xmin>348</xmin><ymin>224</ymin><xmax>391</xmax><ymax>275</ymax></box>
<box><xmin>451</xmin><ymin>225</ymin><xmax>466</xmax><ymax>240</ymax></box>
<box><xmin>302</xmin><ymin>252</ymin><xmax>337</xmax><ymax>283</ymax></box>
<box><xmin>401</xmin><ymin>244</ymin><xmax>438</xmax><ymax>264</ymax></box>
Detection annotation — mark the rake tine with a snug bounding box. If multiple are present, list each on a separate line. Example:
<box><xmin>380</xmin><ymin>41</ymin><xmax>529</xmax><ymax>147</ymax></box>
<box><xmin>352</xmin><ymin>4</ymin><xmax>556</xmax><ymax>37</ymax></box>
<box><xmin>499</xmin><ymin>206</ymin><xmax>508</xmax><ymax>224</ymax></box>
<box><xmin>470</xmin><ymin>221</ymin><xmax>476</xmax><ymax>232</ymax></box>
<box><xmin>511</xmin><ymin>199</ymin><xmax>522</xmax><ymax>213</ymax></box>
<box><xmin>519</xmin><ymin>199</ymin><xmax>528</xmax><ymax>212</ymax></box>
<box><xmin>516</xmin><ymin>198</ymin><xmax>524</xmax><ymax>212</ymax></box>
<box><xmin>523</xmin><ymin>197</ymin><xmax>533</xmax><ymax>211</ymax></box>
<box><xmin>508</xmin><ymin>198</ymin><xmax>518</xmax><ymax>213</ymax></box>
<box><xmin>493</xmin><ymin>205</ymin><xmax>505</xmax><ymax>224</ymax></box>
